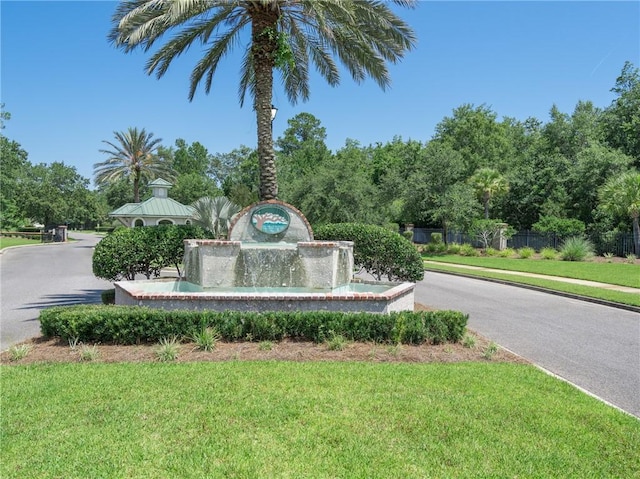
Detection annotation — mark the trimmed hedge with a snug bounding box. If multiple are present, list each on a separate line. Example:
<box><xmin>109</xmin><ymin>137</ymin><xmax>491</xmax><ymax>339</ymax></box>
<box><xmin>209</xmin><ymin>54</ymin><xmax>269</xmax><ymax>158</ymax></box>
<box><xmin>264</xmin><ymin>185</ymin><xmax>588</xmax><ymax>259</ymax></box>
<box><xmin>92</xmin><ymin>225</ymin><xmax>212</xmax><ymax>281</ymax></box>
<box><xmin>314</xmin><ymin>223</ymin><xmax>424</xmax><ymax>283</ymax></box>
<box><xmin>40</xmin><ymin>306</ymin><xmax>468</xmax><ymax>346</ymax></box>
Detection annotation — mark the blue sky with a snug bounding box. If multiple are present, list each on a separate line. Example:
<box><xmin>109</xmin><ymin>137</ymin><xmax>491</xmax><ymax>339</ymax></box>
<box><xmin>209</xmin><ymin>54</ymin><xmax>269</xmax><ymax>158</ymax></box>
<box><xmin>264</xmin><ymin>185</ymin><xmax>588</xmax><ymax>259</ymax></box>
<box><xmin>2</xmin><ymin>1</ymin><xmax>639</xmax><ymax>184</ymax></box>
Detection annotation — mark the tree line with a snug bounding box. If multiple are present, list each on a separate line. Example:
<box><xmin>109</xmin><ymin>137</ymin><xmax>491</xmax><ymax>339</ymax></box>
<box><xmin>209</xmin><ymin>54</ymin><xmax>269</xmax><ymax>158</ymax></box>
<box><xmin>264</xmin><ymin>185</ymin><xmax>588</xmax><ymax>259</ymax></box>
<box><xmin>1</xmin><ymin>61</ymin><xmax>638</xmax><ymax>252</ymax></box>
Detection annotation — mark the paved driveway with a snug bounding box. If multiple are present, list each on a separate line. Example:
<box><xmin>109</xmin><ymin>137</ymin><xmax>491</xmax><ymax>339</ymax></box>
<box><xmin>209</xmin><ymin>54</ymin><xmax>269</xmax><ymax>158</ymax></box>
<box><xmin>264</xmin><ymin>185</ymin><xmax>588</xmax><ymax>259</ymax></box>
<box><xmin>0</xmin><ymin>232</ymin><xmax>112</xmax><ymax>351</ymax></box>
<box><xmin>415</xmin><ymin>271</ymin><xmax>640</xmax><ymax>418</ymax></box>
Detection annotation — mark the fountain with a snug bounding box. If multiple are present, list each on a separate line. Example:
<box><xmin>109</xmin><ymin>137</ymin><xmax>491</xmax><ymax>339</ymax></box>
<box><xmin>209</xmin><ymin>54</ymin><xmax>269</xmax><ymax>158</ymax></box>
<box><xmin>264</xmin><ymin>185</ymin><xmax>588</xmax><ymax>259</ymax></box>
<box><xmin>115</xmin><ymin>201</ymin><xmax>415</xmax><ymax>313</ymax></box>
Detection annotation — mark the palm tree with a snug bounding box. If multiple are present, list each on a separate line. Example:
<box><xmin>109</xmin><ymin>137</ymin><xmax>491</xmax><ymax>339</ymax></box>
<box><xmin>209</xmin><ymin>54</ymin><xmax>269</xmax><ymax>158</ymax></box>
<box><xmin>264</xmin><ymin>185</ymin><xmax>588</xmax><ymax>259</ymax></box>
<box><xmin>94</xmin><ymin>127</ymin><xmax>174</xmax><ymax>203</ymax></box>
<box><xmin>468</xmin><ymin>167</ymin><xmax>509</xmax><ymax>219</ymax></box>
<box><xmin>109</xmin><ymin>0</ymin><xmax>416</xmax><ymax>201</ymax></box>
<box><xmin>191</xmin><ymin>196</ymin><xmax>242</xmax><ymax>238</ymax></box>
<box><xmin>599</xmin><ymin>171</ymin><xmax>640</xmax><ymax>255</ymax></box>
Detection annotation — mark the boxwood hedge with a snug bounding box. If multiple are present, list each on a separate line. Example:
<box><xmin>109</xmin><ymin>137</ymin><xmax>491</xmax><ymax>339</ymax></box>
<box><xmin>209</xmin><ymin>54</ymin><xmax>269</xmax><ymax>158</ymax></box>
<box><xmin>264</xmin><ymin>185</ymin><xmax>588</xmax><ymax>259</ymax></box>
<box><xmin>314</xmin><ymin>223</ymin><xmax>424</xmax><ymax>283</ymax></box>
<box><xmin>40</xmin><ymin>306</ymin><xmax>468</xmax><ymax>346</ymax></box>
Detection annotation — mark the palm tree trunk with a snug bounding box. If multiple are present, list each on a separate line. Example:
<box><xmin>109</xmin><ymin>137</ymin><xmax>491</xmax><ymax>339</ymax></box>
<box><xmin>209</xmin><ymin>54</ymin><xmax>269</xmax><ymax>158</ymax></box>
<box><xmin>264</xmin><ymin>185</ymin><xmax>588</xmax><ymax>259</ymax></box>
<box><xmin>133</xmin><ymin>175</ymin><xmax>140</xmax><ymax>203</ymax></box>
<box><xmin>251</xmin><ymin>10</ymin><xmax>278</xmax><ymax>201</ymax></box>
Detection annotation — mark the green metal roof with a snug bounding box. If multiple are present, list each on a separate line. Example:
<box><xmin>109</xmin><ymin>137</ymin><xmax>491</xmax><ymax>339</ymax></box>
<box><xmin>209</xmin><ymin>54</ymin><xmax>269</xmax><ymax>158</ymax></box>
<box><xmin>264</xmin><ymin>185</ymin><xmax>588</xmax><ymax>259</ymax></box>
<box><xmin>148</xmin><ymin>178</ymin><xmax>173</xmax><ymax>187</ymax></box>
<box><xmin>110</xmin><ymin>197</ymin><xmax>195</xmax><ymax>218</ymax></box>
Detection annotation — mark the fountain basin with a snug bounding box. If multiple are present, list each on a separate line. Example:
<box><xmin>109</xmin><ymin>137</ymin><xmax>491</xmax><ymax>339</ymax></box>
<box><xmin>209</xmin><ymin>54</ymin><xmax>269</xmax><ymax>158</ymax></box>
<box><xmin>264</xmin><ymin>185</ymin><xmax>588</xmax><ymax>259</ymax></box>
<box><xmin>114</xmin><ymin>278</ymin><xmax>415</xmax><ymax>314</ymax></box>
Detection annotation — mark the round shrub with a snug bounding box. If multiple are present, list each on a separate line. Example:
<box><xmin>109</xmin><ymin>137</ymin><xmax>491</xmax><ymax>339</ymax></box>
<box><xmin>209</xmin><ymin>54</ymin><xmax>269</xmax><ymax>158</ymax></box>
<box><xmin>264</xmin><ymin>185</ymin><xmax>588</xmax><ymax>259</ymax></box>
<box><xmin>315</xmin><ymin>223</ymin><xmax>424</xmax><ymax>283</ymax></box>
<box><xmin>518</xmin><ymin>247</ymin><xmax>535</xmax><ymax>259</ymax></box>
<box><xmin>92</xmin><ymin>225</ymin><xmax>211</xmax><ymax>281</ymax></box>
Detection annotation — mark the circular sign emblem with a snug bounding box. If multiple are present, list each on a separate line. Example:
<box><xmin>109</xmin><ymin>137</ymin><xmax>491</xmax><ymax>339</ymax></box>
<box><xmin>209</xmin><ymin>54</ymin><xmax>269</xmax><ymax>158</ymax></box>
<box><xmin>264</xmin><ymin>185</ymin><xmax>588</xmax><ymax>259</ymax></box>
<box><xmin>250</xmin><ymin>205</ymin><xmax>290</xmax><ymax>235</ymax></box>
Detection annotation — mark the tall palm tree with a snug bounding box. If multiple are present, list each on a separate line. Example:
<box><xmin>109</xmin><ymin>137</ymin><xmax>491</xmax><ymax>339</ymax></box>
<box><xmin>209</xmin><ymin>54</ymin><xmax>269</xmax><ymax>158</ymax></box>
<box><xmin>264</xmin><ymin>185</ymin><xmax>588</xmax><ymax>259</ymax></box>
<box><xmin>94</xmin><ymin>127</ymin><xmax>174</xmax><ymax>203</ymax></box>
<box><xmin>109</xmin><ymin>0</ymin><xmax>416</xmax><ymax>201</ymax></box>
<box><xmin>599</xmin><ymin>171</ymin><xmax>640</xmax><ymax>255</ymax></box>
<box><xmin>468</xmin><ymin>167</ymin><xmax>509</xmax><ymax>219</ymax></box>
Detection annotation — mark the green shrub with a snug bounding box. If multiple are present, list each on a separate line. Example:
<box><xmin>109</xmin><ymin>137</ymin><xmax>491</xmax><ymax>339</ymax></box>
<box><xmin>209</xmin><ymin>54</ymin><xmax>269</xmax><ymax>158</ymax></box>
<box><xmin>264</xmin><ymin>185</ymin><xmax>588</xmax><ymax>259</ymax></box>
<box><xmin>498</xmin><ymin>247</ymin><xmax>515</xmax><ymax>258</ymax></box>
<box><xmin>532</xmin><ymin>216</ymin><xmax>585</xmax><ymax>239</ymax></box>
<box><xmin>484</xmin><ymin>247</ymin><xmax>498</xmax><ymax>256</ymax></box>
<box><xmin>315</xmin><ymin>223</ymin><xmax>424</xmax><ymax>282</ymax></box>
<box><xmin>517</xmin><ymin>247</ymin><xmax>535</xmax><ymax>259</ymax></box>
<box><xmin>540</xmin><ymin>247</ymin><xmax>557</xmax><ymax>260</ymax></box>
<box><xmin>559</xmin><ymin>237</ymin><xmax>594</xmax><ymax>262</ymax></box>
<box><xmin>92</xmin><ymin>225</ymin><xmax>211</xmax><ymax>281</ymax></box>
<box><xmin>458</xmin><ymin>243</ymin><xmax>479</xmax><ymax>257</ymax></box>
<box><xmin>625</xmin><ymin>253</ymin><xmax>637</xmax><ymax>264</ymax></box>
<box><xmin>402</xmin><ymin>230</ymin><xmax>414</xmax><ymax>242</ymax></box>
<box><xmin>430</xmin><ymin>233</ymin><xmax>443</xmax><ymax>245</ymax></box>
<box><xmin>39</xmin><ymin>306</ymin><xmax>468</xmax><ymax>346</ymax></box>
<box><xmin>447</xmin><ymin>243</ymin><xmax>461</xmax><ymax>255</ymax></box>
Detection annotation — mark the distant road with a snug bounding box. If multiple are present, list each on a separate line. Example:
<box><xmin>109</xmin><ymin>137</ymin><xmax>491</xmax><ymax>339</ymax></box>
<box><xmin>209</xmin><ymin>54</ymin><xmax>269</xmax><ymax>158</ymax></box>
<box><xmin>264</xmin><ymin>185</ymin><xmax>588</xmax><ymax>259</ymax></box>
<box><xmin>415</xmin><ymin>271</ymin><xmax>640</xmax><ymax>418</ymax></box>
<box><xmin>0</xmin><ymin>232</ymin><xmax>112</xmax><ymax>351</ymax></box>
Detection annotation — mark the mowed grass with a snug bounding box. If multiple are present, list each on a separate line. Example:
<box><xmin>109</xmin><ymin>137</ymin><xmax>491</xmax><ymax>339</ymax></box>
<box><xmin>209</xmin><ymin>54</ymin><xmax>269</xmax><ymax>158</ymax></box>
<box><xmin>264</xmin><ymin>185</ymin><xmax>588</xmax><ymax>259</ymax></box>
<box><xmin>2</xmin><ymin>362</ymin><xmax>639</xmax><ymax>478</ymax></box>
<box><xmin>424</xmin><ymin>262</ymin><xmax>640</xmax><ymax>307</ymax></box>
<box><xmin>424</xmin><ymin>255</ymin><xmax>640</xmax><ymax>288</ymax></box>
<box><xmin>0</xmin><ymin>236</ymin><xmax>42</xmax><ymax>249</ymax></box>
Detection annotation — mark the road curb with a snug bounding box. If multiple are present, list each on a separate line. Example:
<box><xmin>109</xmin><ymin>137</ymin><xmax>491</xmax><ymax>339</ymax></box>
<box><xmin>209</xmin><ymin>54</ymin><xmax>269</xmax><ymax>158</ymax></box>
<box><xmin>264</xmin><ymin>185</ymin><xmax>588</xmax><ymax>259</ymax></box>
<box><xmin>424</xmin><ymin>267</ymin><xmax>640</xmax><ymax>314</ymax></box>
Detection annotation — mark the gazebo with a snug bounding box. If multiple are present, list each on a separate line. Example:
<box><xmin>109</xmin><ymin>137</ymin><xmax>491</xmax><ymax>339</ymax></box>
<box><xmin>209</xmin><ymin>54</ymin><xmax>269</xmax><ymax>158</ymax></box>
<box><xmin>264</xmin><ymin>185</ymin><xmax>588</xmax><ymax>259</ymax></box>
<box><xmin>109</xmin><ymin>179</ymin><xmax>195</xmax><ymax>228</ymax></box>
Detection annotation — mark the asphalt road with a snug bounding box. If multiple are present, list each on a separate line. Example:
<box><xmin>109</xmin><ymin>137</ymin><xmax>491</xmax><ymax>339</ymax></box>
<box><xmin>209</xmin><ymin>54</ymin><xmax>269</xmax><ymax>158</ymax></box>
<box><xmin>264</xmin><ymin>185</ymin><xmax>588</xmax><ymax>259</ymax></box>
<box><xmin>416</xmin><ymin>271</ymin><xmax>640</xmax><ymax>418</ymax></box>
<box><xmin>0</xmin><ymin>232</ymin><xmax>112</xmax><ymax>351</ymax></box>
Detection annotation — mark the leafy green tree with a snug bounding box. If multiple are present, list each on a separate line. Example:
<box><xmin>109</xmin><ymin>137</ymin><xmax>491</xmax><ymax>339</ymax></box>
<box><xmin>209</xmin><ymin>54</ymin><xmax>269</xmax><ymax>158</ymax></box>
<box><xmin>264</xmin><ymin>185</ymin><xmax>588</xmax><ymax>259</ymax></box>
<box><xmin>430</xmin><ymin>183</ymin><xmax>481</xmax><ymax>240</ymax></box>
<box><xmin>171</xmin><ymin>139</ymin><xmax>211</xmax><ymax>176</ymax></box>
<box><xmin>220</xmin><ymin>146</ymin><xmax>260</xmax><ymax>207</ymax></box>
<box><xmin>109</xmin><ymin>0</ymin><xmax>416</xmax><ymax>201</ymax></box>
<box><xmin>601</xmin><ymin>62</ymin><xmax>640</xmax><ymax>167</ymax></box>
<box><xmin>468</xmin><ymin>167</ymin><xmax>509</xmax><ymax>219</ymax></box>
<box><xmin>191</xmin><ymin>196</ymin><xmax>241</xmax><ymax>239</ymax></box>
<box><xmin>402</xmin><ymin>142</ymin><xmax>465</xmax><ymax>226</ymax></box>
<box><xmin>276</xmin><ymin>112</ymin><xmax>332</xmax><ymax>192</ymax></box>
<box><xmin>432</xmin><ymin>104</ymin><xmax>514</xmax><ymax>175</ymax></box>
<box><xmin>566</xmin><ymin>143</ymin><xmax>633</xmax><ymax>224</ymax></box>
<box><xmin>94</xmin><ymin>127</ymin><xmax>174</xmax><ymax>203</ymax></box>
<box><xmin>289</xmin><ymin>139</ymin><xmax>380</xmax><ymax>225</ymax></box>
<box><xmin>598</xmin><ymin>171</ymin><xmax>640</xmax><ymax>254</ymax></box>
<box><xmin>0</xmin><ymin>134</ymin><xmax>30</xmax><ymax>229</ymax></box>
<box><xmin>21</xmin><ymin>162</ymin><xmax>96</xmax><ymax>227</ymax></box>
<box><xmin>170</xmin><ymin>173</ymin><xmax>221</xmax><ymax>206</ymax></box>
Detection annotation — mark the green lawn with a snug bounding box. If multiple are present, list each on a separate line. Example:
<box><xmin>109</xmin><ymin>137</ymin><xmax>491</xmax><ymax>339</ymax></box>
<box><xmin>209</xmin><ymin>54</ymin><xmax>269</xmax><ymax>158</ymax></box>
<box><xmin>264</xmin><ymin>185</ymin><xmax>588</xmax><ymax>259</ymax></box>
<box><xmin>2</xmin><ymin>362</ymin><xmax>639</xmax><ymax>478</ymax></box>
<box><xmin>0</xmin><ymin>237</ymin><xmax>42</xmax><ymax>249</ymax></box>
<box><xmin>424</xmin><ymin>262</ymin><xmax>640</xmax><ymax>307</ymax></box>
<box><xmin>424</xmin><ymin>255</ymin><xmax>640</xmax><ymax>288</ymax></box>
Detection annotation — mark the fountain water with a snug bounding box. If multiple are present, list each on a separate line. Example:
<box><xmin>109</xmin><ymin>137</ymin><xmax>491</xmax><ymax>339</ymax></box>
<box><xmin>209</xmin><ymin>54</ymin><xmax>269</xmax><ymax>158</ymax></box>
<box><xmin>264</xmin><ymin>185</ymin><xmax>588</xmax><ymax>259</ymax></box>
<box><xmin>115</xmin><ymin>201</ymin><xmax>415</xmax><ymax>313</ymax></box>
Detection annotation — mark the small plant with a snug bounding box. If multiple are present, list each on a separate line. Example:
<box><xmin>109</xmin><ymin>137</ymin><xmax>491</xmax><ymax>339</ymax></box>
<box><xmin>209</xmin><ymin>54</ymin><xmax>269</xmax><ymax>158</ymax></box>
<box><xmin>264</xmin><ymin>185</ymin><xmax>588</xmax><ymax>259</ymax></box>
<box><xmin>191</xmin><ymin>326</ymin><xmax>221</xmax><ymax>352</ymax></box>
<box><xmin>484</xmin><ymin>247</ymin><xmax>498</xmax><ymax>256</ymax></box>
<box><xmin>483</xmin><ymin>342</ymin><xmax>499</xmax><ymax>360</ymax></box>
<box><xmin>540</xmin><ymin>247</ymin><xmax>558</xmax><ymax>260</ymax></box>
<box><xmin>459</xmin><ymin>243</ymin><xmax>479</xmax><ymax>257</ymax></box>
<box><xmin>625</xmin><ymin>253</ymin><xmax>637</xmax><ymax>264</ymax></box>
<box><xmin>603</xmin><ymin>252</ymin><xmax>615</xmax><ymax>263</ymax></box>
<box><xmin>498</xmin><ymin>247</ymin><xmax>515</xmax><ymax>258</ymax></box>
<box><xmin>447</xmin><ymin>243</ymin><xmax>461</xmax><ymax>255</ymax></box>
<box><xmin>517</xmin><ymin>247</ymin><xmax>535</xmax><ymax>259</ymax></box>
<box><xmin>462</xmin><ymin>334</ymin><xmax>476</xmax><ymax>349</ymax></box>
<box><xmin>326</xmin><ymin>332</ymin><xmax>347</xmax><ymax>351</ymax></box>
<box><xmin>79</xmin><ymin>345</ymin><xmax>100</xmax><ymax>362</ymax></box>
<box><xmin>402</xmin><ymin>230</ymin><xmax>414</xmax><ymax>242</ymax></box>
<box><xmin>386</xmin><ymin>343</ymin><xmax>402</xmax><ymax>357</ymax></box>
<box><xmin>8</xmin><ymin>344</ymin><xmax>31</xmax><ymax>361</ymax></box>
<box><xmin>68</xmin><ymin>336</ymin><xmax>80</xmax><ymax>350</ymax></box>
<box><xmin>155</xmin><ymin>337</ymin><xmax>180</xmax><ymax>362</ymax></box>
<box><xmin>559</xmin><ymin>236</ymin><xmax>594</xmax><ymax>262</ymax></box>
<box><xmin>258</xmin><ymin>341</ymin><xmax>273</xmax><ymax>351</ymax></box>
